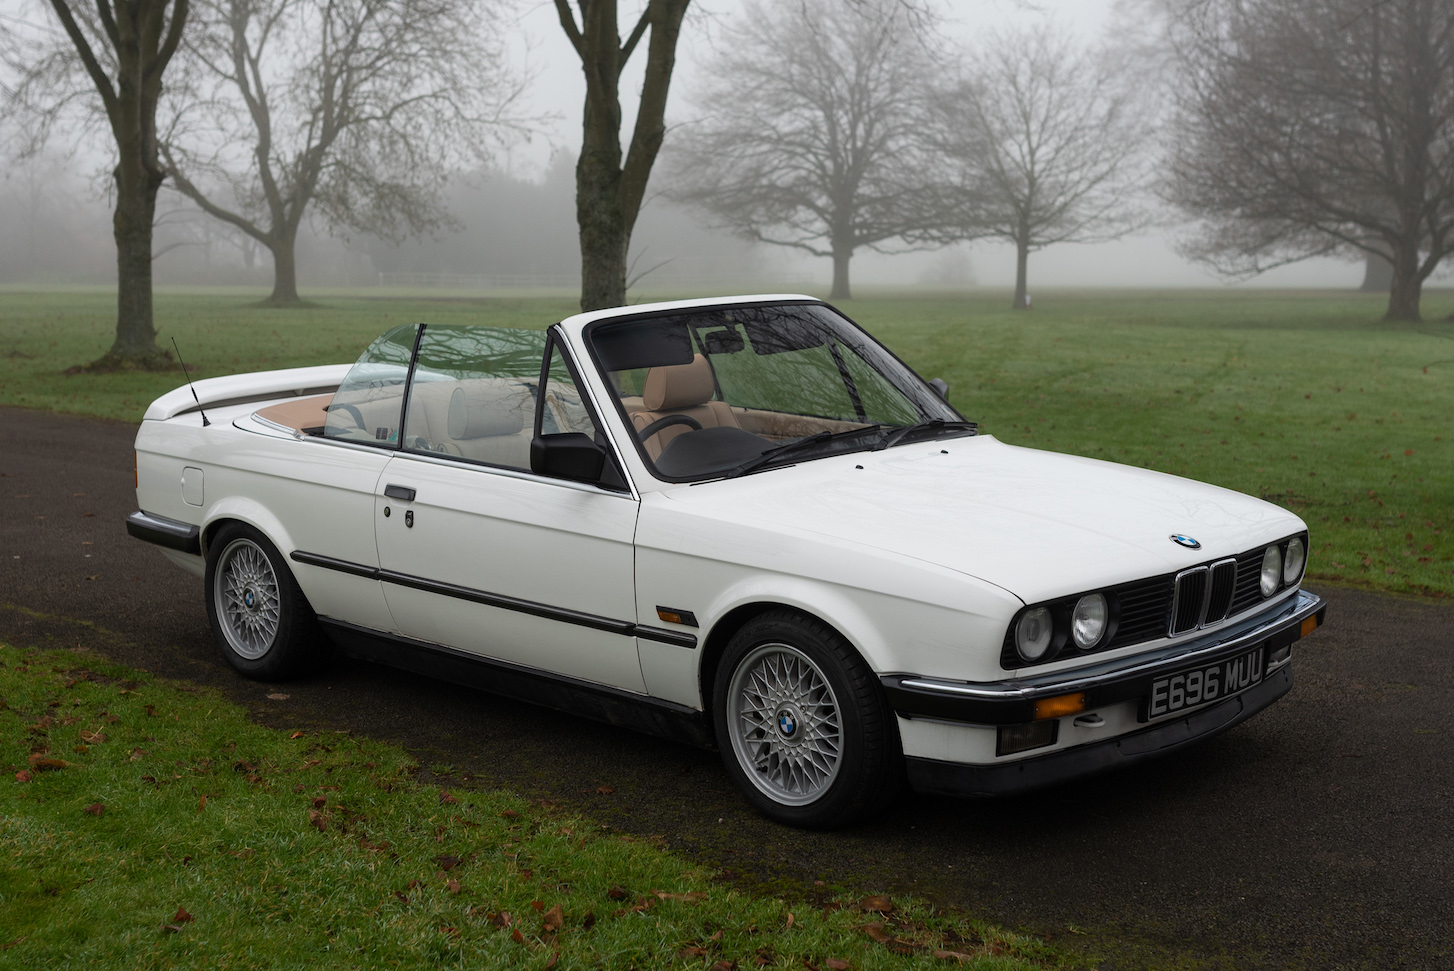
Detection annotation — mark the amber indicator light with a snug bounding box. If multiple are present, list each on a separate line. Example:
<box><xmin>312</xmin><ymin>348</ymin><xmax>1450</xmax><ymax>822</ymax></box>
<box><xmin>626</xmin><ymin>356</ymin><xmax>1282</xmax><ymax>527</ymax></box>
<box><xmin>657</xmin><ymin>609</ymin><xmax>684</xmax><ymax>625</ymax></box>
<box><xmin>1033</xmin><ymin>692</ymin><xmax>1086</xmax><ymax>720</ymax></box>
<box><xmin>1300</xmin><ymin>616</ymin><xmax>1318</xmax><ymax>638</ymax></box>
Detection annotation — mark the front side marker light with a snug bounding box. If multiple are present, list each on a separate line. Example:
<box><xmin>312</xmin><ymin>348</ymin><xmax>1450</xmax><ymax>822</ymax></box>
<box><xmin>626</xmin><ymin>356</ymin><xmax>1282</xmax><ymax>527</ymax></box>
<box><xmin>1071</xmin><ymin>593</ymin><xmax>1107</xmax><ymax>649</ymax></box>
<box><xmin>1283</xmin><ymin>536</ymin><xmax>1306</xmax><ymax>585</ymax></box>
<box><xmin>1015</xmin><ymin>606</ymin><xmax>1053</xmax><ymax>662</ymax></box>
<box><xmin>1034</xmin><ymin>692</ymin><xmax>1086</xmax><ymax>720</ymax></box>
<box><xmin>1260</xmin><ymin>545</ymin><xmax>1282</xmax><ymax>597</ymax></box>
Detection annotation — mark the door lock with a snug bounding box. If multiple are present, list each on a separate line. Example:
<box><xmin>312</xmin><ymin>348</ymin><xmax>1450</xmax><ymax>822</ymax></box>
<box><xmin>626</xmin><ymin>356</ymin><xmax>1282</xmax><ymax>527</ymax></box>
<box><xmin>405</xmin><ymin>509</ymin><xmax>414</xmax><ymax>528</ymax></box>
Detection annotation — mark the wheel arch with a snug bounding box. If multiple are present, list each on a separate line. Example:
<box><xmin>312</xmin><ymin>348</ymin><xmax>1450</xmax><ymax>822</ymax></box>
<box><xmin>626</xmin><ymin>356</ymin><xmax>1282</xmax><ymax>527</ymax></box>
<box><xmin>697</xmin><ymin>595</ymin><xmax>883</xmax><ymax>731</ymax></box>
<box><xmin>200</xmin><ymin>498</ymin><xmax>297</xmax><ymax>562</ymax></box>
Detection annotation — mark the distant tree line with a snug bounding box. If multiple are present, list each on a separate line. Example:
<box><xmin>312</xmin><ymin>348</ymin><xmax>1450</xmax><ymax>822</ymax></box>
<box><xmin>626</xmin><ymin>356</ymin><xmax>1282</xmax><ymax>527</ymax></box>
<box><xmin>4</xmin><ymin>0</ymin><xmax>1454</xmax><ymax>369</ymax></box>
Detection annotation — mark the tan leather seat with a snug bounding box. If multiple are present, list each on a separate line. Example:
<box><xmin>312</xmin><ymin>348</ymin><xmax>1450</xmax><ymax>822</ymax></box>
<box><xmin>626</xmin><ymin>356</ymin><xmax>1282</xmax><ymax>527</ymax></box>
<box><xmin>632</xmin><ymin>354</ymin><xmax>740</xmax><ymax>459</ymax></box>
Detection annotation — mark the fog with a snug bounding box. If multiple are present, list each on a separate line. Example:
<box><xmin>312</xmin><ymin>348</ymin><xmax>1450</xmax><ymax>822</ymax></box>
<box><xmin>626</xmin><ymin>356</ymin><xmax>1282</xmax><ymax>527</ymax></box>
<box><xmin>0</xmin><ymin>0</ymin><xmax>1369</xmax><ymax>293</ymax></box>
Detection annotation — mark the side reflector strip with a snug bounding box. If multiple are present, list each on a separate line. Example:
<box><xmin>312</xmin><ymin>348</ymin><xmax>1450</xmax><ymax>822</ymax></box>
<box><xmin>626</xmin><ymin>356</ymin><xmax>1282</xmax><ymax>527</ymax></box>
<box><xmin>1300</xmin><ymin>616</ymin><xmax>1318</xmax><ymax>638</ymax></box>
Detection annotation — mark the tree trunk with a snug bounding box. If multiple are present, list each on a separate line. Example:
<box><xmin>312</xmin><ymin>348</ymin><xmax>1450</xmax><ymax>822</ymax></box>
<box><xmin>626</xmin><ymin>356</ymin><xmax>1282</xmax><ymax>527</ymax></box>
<box><xmin>1360</xmin><ymin>252</ymin><xmax>1393</xmax><ymax>292</ymax></box>
<box><xmin>577</xmin><ymin>148</ymin><xmax>626</xmax><ymax>311</ymax></box>
<box><xmin>1384</xmin><ymin>243</ymin><xmax>1423</xmax><ymax>321</ymax></box>
<box><xmin>1012</xmin><ymin>238</ymin><xmax>1030</xmax><ymax>310</ymax></box>
<box><xmin>109</xmin><ymin>159</ymin><xmax>164</xmax><ymax>359</ymax></box>
<box><xmin>265</xmin><ymin>233</ymin><xmax>302</xmax><ymax>305</ymax></box>
<box><xmin>829</xmin><ymin>248</ymin><xmax>852</xmax><ymax>300</ymax></box>
<box><xmin>575</xmin><ymin>1</ymin><xmax>627</xmax><ymax>312</ymax></box>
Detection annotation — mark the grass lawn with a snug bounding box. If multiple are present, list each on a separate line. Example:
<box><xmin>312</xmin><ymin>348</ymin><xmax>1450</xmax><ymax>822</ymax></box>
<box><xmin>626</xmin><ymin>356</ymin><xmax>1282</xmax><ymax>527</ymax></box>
<box><xmin>0</xmin><ymin>284</ymin><xmax>1450</xmax><ymax>599</ymax></box>
<box><xmin>0</xmin><ymin>642</ymin><xmax>1054</xmax><ymax>969</ymax></box>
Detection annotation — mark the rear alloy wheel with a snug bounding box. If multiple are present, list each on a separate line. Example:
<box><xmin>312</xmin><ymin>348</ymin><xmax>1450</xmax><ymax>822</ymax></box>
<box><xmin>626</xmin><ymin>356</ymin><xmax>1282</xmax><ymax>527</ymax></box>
<box><xmin>714</xmin><ymin>611</ymin><xmax>902</xmax><ymax>828</ymax></box>
<box><xmin>205</xmin><ymin>523</ymin><xmax>325</xmax><ymax>680</ymax></box>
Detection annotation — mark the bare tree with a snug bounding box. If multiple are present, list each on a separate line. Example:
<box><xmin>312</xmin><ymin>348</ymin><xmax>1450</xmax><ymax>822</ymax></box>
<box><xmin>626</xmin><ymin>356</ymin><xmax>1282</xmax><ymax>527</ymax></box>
<box><xmin>553</xmin><ymin>0</ymin><xmax>691</xmax><ymax>312</ymax></box>
<box><xmin>1165</xmin><ymin>0</ymin><xmax>1454</xmax><ymax>322</ymax></box>
<box><xmin>2</xmin><ymin>0</ymin><xmax>188</xmax><ymax>368</ymax></box>
<box><xmin>663</xmin><ymin>0</ymin><xmax>942</xmax><ymax>301</ymax></box>
<box><xmin>159</xmin><ymin>0</ymin><xmax>524</xmax><ymax>305</ymax></box>
<box><xmin>927</xmin><ymin>25</ymin><xmax>1151</xmax><ymax>310</ymax></box>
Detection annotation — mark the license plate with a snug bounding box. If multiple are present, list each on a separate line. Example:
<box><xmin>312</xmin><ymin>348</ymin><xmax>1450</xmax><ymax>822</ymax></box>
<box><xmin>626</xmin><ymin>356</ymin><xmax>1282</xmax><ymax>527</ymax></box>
<box><xmin>1144</xmin><ymin>646</ymin><xmax>1265</xmax><ymax>720</ymax></box>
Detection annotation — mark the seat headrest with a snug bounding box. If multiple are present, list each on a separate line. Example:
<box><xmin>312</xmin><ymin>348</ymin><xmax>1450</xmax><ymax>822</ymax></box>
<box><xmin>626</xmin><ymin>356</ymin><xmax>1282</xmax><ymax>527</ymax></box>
<box><xmin>447</xmin><ymin>381</ymin><xmax>527</xmax><ymax>439</ymax></box>
<box><xmin>644</xmin><ymin>354</ymin><xmax>715</xmax><ymax>411</ymax></box>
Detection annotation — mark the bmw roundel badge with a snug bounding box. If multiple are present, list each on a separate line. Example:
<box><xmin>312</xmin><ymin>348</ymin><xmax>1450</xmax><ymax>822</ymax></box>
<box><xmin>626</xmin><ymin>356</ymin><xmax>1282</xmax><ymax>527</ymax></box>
<box><xmin>1170</xmin><ymin>534</ymin><xmax>1202</xmax><ymax>550</ymax></box>
<box><xmin>778</xmin><ymin>711</ymin><xmax>797</xmax><ymax>737</ymax></box>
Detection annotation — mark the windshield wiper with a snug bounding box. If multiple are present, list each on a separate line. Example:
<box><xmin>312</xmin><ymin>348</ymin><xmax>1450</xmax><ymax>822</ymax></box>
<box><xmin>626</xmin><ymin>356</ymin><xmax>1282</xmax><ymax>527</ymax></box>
<box><xmin>873</xmin><ymin>419</ymin><xmax>978</xmax><ymax>451</ymax></box>
<box><xmin>726</xmin><ymin>424</ymin><xmax>885</xmax><ymax>478</ymax></box>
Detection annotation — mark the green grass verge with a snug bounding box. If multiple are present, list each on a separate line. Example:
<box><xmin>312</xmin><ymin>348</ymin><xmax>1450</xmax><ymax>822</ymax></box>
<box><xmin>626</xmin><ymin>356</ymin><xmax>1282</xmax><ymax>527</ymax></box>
<box><xmin>0</xmin><ymin>642</ymin><xmax>1057</xmax><ymax>970</ymax></box>
<box><xmin>1</xmin><ymin>285</ymin><xmax>1450</xmax><ymax>597</ymax></box>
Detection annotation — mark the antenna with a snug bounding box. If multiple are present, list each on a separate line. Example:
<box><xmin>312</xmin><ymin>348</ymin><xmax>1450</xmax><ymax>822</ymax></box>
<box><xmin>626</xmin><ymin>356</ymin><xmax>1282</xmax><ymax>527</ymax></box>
<box><xmin>171</xmin><ymin>337</ymin><xmax>211</xmax><ymax>427</ymax></box>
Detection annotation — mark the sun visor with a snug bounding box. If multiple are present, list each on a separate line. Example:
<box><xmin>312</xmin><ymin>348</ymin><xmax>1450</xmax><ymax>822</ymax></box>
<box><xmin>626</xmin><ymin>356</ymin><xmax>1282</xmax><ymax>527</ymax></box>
<box><xmin>592</xmin><ymin>319</ymin><xmax>695</xmax><ymax>370</ymax></box>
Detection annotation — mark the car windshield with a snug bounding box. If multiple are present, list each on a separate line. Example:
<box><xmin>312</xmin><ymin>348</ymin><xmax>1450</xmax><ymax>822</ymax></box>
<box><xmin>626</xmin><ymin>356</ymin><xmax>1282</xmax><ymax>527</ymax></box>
<box><xmin>587</xmin><ymin>302</ymin><xmax>968</xmax><ymax>481</ymax></box>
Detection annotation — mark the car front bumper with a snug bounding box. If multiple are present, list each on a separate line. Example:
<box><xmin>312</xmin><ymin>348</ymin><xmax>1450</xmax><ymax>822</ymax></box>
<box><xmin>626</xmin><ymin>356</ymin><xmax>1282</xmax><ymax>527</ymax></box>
<box><xmin>883</xmin><ymin>588</ymin><xmax>1324</xmax><ymax>797</ymax></box>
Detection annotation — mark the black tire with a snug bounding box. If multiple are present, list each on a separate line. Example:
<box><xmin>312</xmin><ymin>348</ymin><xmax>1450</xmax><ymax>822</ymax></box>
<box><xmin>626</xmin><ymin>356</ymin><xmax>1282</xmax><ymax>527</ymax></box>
<box><xmin>712</xmin><ymin>610</ymin><xmax>903</xmax><ymax>829</ymax></box>
<box><xmin>203</xmin><ymin>522</ymin><xmax>327</xmax><ymax>680</ymax></box>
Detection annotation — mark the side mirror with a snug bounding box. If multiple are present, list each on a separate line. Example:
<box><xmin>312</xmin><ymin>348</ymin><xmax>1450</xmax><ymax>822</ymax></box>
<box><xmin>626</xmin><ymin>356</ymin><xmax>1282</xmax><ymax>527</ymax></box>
<box><xmin>530</xmin><ymin>433</ymin><xmax>606</xmax><ymax>483</ymax></box>
<box><xmin>929</xmin><ymin>378</ymin><xmax>950</xmax><ymax>399</ymax></box>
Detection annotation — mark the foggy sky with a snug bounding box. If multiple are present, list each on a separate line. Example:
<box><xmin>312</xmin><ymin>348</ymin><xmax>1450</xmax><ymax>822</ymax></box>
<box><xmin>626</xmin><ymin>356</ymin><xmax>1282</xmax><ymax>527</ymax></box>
<box><xmin>0</xmin><ymin>0</ymin><xmax>1371</xmax><ymax>290</ymax></box>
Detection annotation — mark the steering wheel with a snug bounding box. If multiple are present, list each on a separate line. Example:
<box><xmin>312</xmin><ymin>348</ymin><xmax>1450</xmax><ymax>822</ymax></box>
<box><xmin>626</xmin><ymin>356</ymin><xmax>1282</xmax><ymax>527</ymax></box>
<box><xmin>637</xmin><ymin>414</ymin><xmax>703</xmax><ymax>441</ymax></box>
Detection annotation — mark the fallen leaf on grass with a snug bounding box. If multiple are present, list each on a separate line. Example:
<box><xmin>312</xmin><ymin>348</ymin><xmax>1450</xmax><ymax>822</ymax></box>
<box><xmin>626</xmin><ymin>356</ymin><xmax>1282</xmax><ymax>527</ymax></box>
<box><xmin>544</xmin><ymin>951</ymin><xmax>558</xmax><ymax>969</ymax></box>
<box><xmin>860</xmin><ymin>895</ymin><xmax>893</xmax><ymax>913</ymax></box>
<box><xmin>79</xmin><ymin>729</ymin><xmax>106</xmax><ymax>744</ymax></box>
<box><xmin>290</xmin><ymin>731</ymin><xmax>305</xmax><ymax>739</ymax></box>
<box><xmin>510</xmin><ymin>929</ymin><xmax>525</xmax><ymax>944</ymax></box>
<box><xmin>14</xmin><ymin>771</ymin><xmax>31</xmax><ymax>783</ymax></box>
<box><xmin>129</xmin><ymin>748</ymin><xmax>147</xmax><ymax>761</ymax></box>
<box><xmin>434</xmin><ymin>854</ymin><xmax>461</xmax><ymax>871</ymax></box>
<box><xmin>932</xmin><ymin>950</ymin><xmax>975</xmax><ymax>962</ymax></box>
<box><xmin>785</xmin><ymin>912</ymin><xmax>794</xmax><ymax>929</ymax></box>
<box><xmin>0</xmin><ymin>936</ymin><xmax>25</xmax><ymax>950</ymax></box>
<box><xmin>542</xmin><ymin>904</ymin><xmax>563</xmax><ymax>933</ymax></box>
<box><xmin>861</xmin><ymin>922</ymin><xmax>891</xmax><ymax>943</ymax></box>
<box><xmin>499</xmin><ymin>809</ymin><xmax>520</xmax><ymax>819</ymax></box>
<box><xmin>679</xmin><ymin>946</ymin><xmax>708</xmax><ymax>958</ymax></box>
<box><xmin>438</xmin><ymin>790</ymin><xmax>458</xmax><ymax>805</ymax></box>
<box><xmin>607</xmin><ymin>885</ymin><xmax>629</xmax><ymax>900</ymax></box>
<box><xmin>581</xmin><ymin>911</ymin><xmax>597</xmax><ymax>931</ymax></box>
<box><xmin>83</xmin><ymin>803</ymin><xmax>104</xmax><ymax>816</ymax></box>
<box><xmin>824</xmin><ymin>961</ymin><xmax>850</xmax><ymax>970</ymax></box>
<box><xmin>595</xmin><ymin>785</ymin><xmax>614</xmax><ymax>794</ymax></box>
<box><xmin>267</xmin><ymin>693</ymin><xmax>289</xmax><ymax>701</ymax></box>
<box><xmin>445</xmin><ymin>879</ymin><xmax>461</xmax><ymax>894</ymax></box>
<box><xmin>711</xmin><ymin>961</ymin><xmax>737</xmax><ymax>971</ymax></box>
<box><xmin>27</xmin><ymin>755</ymin><xmax>70</xmax><ymax>771</ymax></box>
<box><xmin>654</xmin><ymin>890</ymin><xmax>708</xmax><ymax>903</ymax></box>
<box><xmin>173</xmin><ymin>907</ymin><xmax>193</xmax><ymax>924</ymax></box>
<box><xmin>198</xmin><ymin>795</ymin><xmax>207</xmax><ymax>812</ymax></box>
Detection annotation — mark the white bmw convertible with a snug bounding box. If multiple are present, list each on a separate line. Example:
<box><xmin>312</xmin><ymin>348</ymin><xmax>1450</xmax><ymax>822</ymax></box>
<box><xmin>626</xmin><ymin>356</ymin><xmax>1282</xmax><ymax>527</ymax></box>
<box><xmin>128</xmin><ymin>296</ymin><xmax>1324</xmax><ymax>827</ymax></box>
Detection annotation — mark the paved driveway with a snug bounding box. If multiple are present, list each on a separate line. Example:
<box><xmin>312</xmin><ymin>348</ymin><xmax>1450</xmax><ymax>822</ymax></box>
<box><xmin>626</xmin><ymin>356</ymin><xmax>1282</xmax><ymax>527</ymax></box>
<box><xmin>2</xmin><ymin>406</ymin><xmax>1450</xmax><ymax>970</ymax></box>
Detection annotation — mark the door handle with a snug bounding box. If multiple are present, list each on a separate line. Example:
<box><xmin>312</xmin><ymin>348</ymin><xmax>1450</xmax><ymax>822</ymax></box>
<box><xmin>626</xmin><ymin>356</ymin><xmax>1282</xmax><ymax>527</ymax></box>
<box><xmin>384</xmin><ymin>484</ymin><xmax>416</xmax><ymax>501</ymax></box>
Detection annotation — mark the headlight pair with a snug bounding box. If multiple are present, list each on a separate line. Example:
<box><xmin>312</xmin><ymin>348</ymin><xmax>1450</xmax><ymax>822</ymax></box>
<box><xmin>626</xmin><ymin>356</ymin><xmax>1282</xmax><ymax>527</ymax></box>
<box><xmin>1014</xmin><ymin>591</ymin><xmax>1111</xmax><ymax>663</ymax></box>
<box><xmin>1261</xmin><ymin>534</ymin><xmax>1307</xmax><ymax>597</ymax></box>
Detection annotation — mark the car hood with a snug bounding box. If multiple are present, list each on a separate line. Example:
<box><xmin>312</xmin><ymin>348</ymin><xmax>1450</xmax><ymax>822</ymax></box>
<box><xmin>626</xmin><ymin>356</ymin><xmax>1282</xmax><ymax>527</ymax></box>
<box><xmin>662</xmin><ymin>435</ymin><xmax>1304</xmax><ymax>604</ymax></box>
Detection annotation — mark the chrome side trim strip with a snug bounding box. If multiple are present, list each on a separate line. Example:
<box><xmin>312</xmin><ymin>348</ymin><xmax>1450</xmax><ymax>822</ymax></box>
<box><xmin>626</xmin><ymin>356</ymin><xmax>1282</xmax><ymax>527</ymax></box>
<box><xmin>290</xmin><ymin>550</ymin><xmax>697</xmax><ymax>649</ymax></box>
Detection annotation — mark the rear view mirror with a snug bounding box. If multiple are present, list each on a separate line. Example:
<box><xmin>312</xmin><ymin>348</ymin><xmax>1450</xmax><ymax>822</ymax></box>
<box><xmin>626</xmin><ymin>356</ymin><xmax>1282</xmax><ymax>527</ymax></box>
<box><xmin>929</xmin><ymin>378</ymin><xmax>949</xmax><ymax>399</ymax></box>
<box><xmin>531</xmin><ymin>433</ymin><xmax>606</xmax><ymax>483</ymax></box>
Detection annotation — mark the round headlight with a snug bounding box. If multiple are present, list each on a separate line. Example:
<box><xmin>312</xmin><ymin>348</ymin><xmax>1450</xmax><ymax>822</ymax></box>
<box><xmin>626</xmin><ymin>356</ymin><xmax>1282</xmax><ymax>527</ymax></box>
<box><xmin>1071</xmin><ymin>593</ymin><xmax>1108</xmax><ymax>649</ymax></box>
<box><xmin>1015</xmin><ymin>606</ymin><xmax>1053</xmax><ymax>662</ymax></box>
<box><xmin>1260</xmin><ymin>545</ymin><xmax>1282</xmax><ymax>597</ymax></box>
<box><xmin>1283</xmin><ymin>536</ymin><xmax>1306</xmax><ymax>585</ymax></box>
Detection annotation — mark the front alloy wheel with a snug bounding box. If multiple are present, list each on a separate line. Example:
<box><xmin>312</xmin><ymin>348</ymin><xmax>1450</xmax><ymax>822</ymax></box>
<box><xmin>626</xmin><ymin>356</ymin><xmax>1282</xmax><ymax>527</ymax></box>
<box><xmin>727</xmin><ymin>644</ymin><xmax>844</xmax><ymax>805</ymax></box>
<box><xmin>713</xmin><ymin>611</ymin><xmax>902</xmax><ymax>828</ymax></box>
<box><xmin>215</xmin><ymin>537</ymin><xmax>282</xmax><ymax>660</ymax></box>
